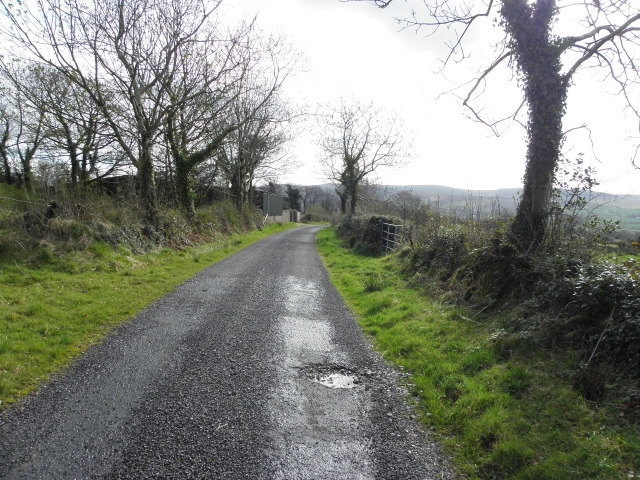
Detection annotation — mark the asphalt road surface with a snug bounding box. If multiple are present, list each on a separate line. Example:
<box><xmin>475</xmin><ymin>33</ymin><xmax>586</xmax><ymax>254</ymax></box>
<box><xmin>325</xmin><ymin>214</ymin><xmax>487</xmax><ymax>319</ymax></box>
<box><xmin>0</xmin><ymin>226</ymin><xmax>456</xmax><ymax>479</ymax></box>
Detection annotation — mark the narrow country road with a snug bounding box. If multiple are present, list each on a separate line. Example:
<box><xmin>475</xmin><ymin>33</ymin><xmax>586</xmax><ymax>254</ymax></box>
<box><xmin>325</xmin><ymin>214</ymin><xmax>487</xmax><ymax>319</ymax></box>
<box><xmin>0</xmin><ymin>226</ymin><xmax>455</xmax><ymax>479</ymax></box>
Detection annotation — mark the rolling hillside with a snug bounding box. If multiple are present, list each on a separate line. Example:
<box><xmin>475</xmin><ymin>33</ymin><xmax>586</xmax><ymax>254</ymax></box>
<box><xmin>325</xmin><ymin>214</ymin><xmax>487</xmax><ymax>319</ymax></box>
<box><xmin>388</xmin><ymin>185</ymin><xmax>640</xmax><ymax>234</ymax></box>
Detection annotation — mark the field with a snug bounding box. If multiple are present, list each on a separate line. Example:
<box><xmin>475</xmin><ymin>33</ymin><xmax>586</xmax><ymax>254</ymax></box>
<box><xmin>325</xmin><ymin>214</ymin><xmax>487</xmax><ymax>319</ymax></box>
<box><xmin>387</xmin><ymin>185</ymin><xmax>640</xmax><ymax>234</ymax></box>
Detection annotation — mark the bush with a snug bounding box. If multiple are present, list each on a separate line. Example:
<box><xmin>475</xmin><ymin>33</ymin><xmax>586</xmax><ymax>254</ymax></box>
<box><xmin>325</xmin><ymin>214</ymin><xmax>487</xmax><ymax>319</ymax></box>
<box><xmin>407</xmin><ymin>223</ymin><xmax>470</xmax><ymax>279</ymax></box>
<box><xmin>557</xmin><ymin>260</ymin><xmax>640</xmax><ymax>373</ymax></box>
<box><xmin>301</xmin><ymin>212</ymin><xmax>318</xmax><ymax>223</ymax></box>
<box><xmin>0</xmin><ymin>186</ymin><xmax>261</xmax><ymax>263</ymax></box>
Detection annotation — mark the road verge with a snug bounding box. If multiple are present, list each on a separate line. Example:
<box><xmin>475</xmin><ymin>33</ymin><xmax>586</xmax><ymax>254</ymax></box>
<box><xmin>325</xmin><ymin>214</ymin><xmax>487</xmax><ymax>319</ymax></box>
<box><xmin>0</xmin><ymin>223</ymin><xmax>299</xmax><ymax>409</ymax></box>
<box><xmin>316</xmin><ymin>227</ymin><xmax>639</xmax><ymax>479</ymax></box>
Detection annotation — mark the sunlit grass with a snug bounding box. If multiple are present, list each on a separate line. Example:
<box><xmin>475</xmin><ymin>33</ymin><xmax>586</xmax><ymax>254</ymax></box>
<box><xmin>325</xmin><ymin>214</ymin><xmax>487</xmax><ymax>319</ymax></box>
<box><xmin>0</xmin><ymin>223</ymin><xmax>298</xmax><ymax>407</ymax></box>
<box><xmin>316</xmin><ymin>227</ymin><xmax>640</xmax><ymax>480</ymax></box>
<box><xmin>598</xmin><ymin>251</ymin><xmax>640</xmax><ymax>264</ymax></box>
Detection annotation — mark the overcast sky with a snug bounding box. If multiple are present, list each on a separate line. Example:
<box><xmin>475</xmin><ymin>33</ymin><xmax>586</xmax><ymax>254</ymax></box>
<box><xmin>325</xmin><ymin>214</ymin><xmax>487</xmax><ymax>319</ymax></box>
<box><xmin>232</xmin><ymin>0</ymin><xmax>640</xmax><ymax>195</ymax></box>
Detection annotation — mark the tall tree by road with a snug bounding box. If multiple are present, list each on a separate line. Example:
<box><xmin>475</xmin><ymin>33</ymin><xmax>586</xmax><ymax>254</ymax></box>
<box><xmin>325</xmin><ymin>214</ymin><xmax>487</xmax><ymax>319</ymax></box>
<box><xmin>217</xmin><ymin>68</ymin><xmax>293</xmax><ymax>211</ymax></box>
<box><xmin>0</xmin><ymin>90</ymin><xmax>13</xmax><ymax>185</ymax></box>
<box><xmin>1</xmin><ymin>0</ymin><xmax>224</xmax><ymax>227</ymax></box>
<box><xmin>319</xmin><ymin>100</ymin><xmax>407</xmax><ymax>215</ymax></box>
<box><xmin>352</xmin><ymin>0</ymin><xmax>640</xmax><ymax>252</ymax></box>
<box><xmin>164</xmin><ymin>25</ymin><xmax>295</xmax><ymax>218</ymax></box>
<box><xmin>1</xmin><ymin>61</ymin><xmax>120</xmax><ymax>188</ymax></box>
<box><xmin>0</xmin><ymin>72</ymin><xmax>46</xmax><ymax>190</ymax></box>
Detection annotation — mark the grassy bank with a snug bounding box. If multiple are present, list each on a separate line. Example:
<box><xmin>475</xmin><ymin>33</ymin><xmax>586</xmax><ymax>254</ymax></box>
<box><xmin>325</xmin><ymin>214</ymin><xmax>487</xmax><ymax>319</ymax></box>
<box><xmin>316</xmin><ymin>228</ymin><xmax>639</xmax><ymax>479</ymax></box>
<box><xmin>0</xmin><ymin>223</ymin><xmax>298</xmax><ymax>408</ymax></box>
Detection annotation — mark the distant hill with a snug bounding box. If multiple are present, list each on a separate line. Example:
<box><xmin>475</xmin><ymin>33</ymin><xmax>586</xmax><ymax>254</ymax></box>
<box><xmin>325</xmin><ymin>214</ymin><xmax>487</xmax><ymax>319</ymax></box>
<box><xmin>386</xmin><ymin>185</ymin><xmax>640</xmax><ymax>234</ymax></box>
<box><xmin>311</xmin><ymin>183</ymin><xmax>640</xmax><ymax>233</ymax></box>
<box><xmin>389</xmin><ymin>185</ymin><xmax>522</xmax><ymax>209</ymax></box>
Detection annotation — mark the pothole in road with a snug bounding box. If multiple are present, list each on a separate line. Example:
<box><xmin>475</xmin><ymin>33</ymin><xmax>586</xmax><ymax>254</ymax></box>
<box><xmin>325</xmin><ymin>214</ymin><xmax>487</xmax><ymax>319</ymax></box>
<box><xmin>316</xmin><ymin>372</ymin><xmax>357</xmax><ymax>389</ymax></box>
<box><xmin>301</xmin><ymin>364</ymin><xmax>367</xmax><ymax>389</ymax></box>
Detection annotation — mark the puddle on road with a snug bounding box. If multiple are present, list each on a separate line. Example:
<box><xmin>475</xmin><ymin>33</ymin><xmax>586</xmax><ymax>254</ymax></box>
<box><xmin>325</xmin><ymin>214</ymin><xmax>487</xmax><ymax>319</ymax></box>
<box><xmin>302</xmin><ymin>364</ymin><xmax>363</xmax><ymax>389</ymax></box>
<box><xmin>314</xmin><ymin>372</ymin><xmax>358</xmax><ymax>389</ymax></box>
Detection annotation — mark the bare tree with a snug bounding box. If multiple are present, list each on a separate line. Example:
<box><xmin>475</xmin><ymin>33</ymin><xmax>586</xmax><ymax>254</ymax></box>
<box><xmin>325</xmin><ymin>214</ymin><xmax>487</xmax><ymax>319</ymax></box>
<box><xmin>164</xmin><ymin>26</ymin><xmax>296</xmax><ymax>217</ymax></box>
<box><xmin>392</xmin><ymin>189</ymin><xmax>424</xmax><ymax>221</ymax></box>
<box><xmin>1</xmin><ymin>0</ymin><xmax>224</xmax><ymax>227</ymax></box>
<box><xmin>162</xmin><ymin>20</ymin><xmax>249</xmax><ymax>218</ymax></box>
<box><xmin>217</xmin><ymin>70</ymin><xmax>294</xmax><ymax>210</ymax></box>
<box><xmin>300</xmin><ymin>185</ymin><xmax>320</xmax><ymax>213</ymax></box>
<box><xmin>348</xmin><ymin>0</ymin><xmax>640</xmax><ymax>252</ymax></box>
<box><xmin>34</xmin><ymin>69</ymin><xmax>119</xmax><ymax>187</ymax></box>
<box><xmin>1</xmin><ymin>60</ymin><xmax>120</xmax><ymax>188</ymax></box>
<box><xmin>319</xmin><ymin>100</ymin><xmax>407</xmax><ymax>215</ymax></box>
<box><xmin>299</xmin><ymin>185</ymin><xmax>340</xmax><ymax>214</ymax></box>
<box><xmin>356</xmin><ymin>180</ymin><xmax>393</xmax><ymax>216</ymax></box>
<box><xmin>0</xmin><ymin>77</ymin><xmax>46</xmax><ymax>190</ymax></box>
<box><xmin>0</xmin><ymin>91</ymin><xmax>12</xmax><ymax>185</ymax></box>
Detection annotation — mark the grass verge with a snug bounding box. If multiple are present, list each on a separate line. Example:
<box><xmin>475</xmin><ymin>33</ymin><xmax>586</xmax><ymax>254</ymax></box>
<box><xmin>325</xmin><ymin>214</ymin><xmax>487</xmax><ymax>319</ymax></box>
<box><xmin>316</xmin><ymin>227</ymin><xmax>640</xmax><ymax>480</ymax></box>
<box><xmin>0</xmin><ymin>223</ymin><xmax>299</xmax><ymax>409</ymax></box>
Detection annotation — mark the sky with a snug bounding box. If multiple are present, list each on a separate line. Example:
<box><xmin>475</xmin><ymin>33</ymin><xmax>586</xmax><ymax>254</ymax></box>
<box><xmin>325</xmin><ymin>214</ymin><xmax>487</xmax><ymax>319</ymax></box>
<box><xmin>231</xmin><ymin>0</ymin><xmax>640</xmax><ymax>195</ymax></box>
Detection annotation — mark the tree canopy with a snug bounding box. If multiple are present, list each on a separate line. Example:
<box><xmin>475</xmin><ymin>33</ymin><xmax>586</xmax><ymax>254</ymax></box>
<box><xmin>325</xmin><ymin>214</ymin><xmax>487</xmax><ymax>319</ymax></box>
<box><xmin>318</xmin><ymin>100</ymin><xmax>407</xmax><ymax>215</ymax></box>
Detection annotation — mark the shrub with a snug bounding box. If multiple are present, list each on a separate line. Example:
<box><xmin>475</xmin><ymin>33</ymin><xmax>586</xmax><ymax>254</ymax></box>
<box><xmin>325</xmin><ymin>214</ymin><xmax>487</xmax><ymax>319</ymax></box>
<box><xmin>559</xmin><ymin>261</ymin><xmax>640</xmax><ymax>373</ymax></box>
<box><xmin>407</xmin><ymin>223</ymin><xmax>469</xmax><ymax>279</ymax></box>
<box><xmin>0</xmin><ymin>185</ymin><xmax>262</xmax><ymax>263</ymax></box>
<box><xmin>498</xmin><ymin>258</ymin><xmax>640</xmax><ymax>388</ymax></box>
<box><xmin>301</xmin><ymin>212</ymin><xmax>315</xmax><ymax>223</ymax></box>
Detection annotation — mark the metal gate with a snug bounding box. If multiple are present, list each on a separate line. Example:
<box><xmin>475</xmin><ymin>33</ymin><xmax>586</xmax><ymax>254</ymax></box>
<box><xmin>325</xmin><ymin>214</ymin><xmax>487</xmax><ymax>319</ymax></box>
<box><xmin>381</xmin><ymin>223</ymin><xmax>403</xmax><ymax>254</ymax></box>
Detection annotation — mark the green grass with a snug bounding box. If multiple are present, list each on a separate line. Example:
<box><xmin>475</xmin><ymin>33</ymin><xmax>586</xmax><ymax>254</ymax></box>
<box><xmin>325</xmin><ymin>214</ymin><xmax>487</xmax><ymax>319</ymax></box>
<box><xmin>316</xmin><ymin>228</ymin><xmax>640</xmax><ymax>480</ymax></box>
<box><xmin>0</xmin><ymin>223</ymin><xmax>298</xmax><ymax>408</ymax></box>
<box><xmin>598</xmin><ymin>251</ymin><xmax>640</xmax><ymax>264</ymax></box>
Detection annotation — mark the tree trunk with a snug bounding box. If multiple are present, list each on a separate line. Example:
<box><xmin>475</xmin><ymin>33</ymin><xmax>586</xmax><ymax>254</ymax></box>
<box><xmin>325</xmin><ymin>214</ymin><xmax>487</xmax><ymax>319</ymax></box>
<box><xmin>349</xmin><ymin>183</ymin><xmax>358</xmax><ymax>215</ymax></box>
<box><xmin>502</xmin><ymin>0</ymin><xmax>567</xmax><ymax>252</ymax></box>
<box><xmin>1</xmin><ymin>151</ymin><xmax>11</xmax><ymax>185</ymax></box>
<box><xmin>21</xmin><ymin>149</ymin><xmax>34</xmax><ymax>190</ymax></box>
<box><xmin>337</xmin><ymin>189</ymin><xmax>349</xmax><ymax>215</ymax></box>
<box><xmin>1</xmin><ymin>121</ymin><xmax>11</xmax><ymax>185</ymax></box>
<box><xmin>1</xmin><ymin>157</ymin><xmax>10</xmax><ymax>184</ymax></box>
<box><xmin>138</xmin><ymin>136</ymin><xmax>158</xmax><ymax>229</ymax></box>
<box><xmin>510</xmin><ymin>80</ymin><xmax>566</xmax><ymax>251</ymax></box>
<box><xmin>230</xmin><ymin>166</ymin><xmax>244</xmax><ymax>210</ymax></box>
<box><xmin>81</xmin><ymin>146</ymin><xmax>90</xmax><ymax>183</ymax></box>
<box><xmin>70</xmin><ymin>147</ymin><xmax>79</xmax><ymax>188</ymax></box>
<box><xmin>175</xmin><ymin>158</ymin><xmax>196</xmax><ymax>220</ymax></box>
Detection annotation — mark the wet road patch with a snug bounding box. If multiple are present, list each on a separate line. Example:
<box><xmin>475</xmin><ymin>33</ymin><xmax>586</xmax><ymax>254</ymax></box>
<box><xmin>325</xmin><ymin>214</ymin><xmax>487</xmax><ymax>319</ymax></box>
<box><xmin>301</xmin><ymin>364</ymin><xmax>369</xmax><ymax>389</ymax></box>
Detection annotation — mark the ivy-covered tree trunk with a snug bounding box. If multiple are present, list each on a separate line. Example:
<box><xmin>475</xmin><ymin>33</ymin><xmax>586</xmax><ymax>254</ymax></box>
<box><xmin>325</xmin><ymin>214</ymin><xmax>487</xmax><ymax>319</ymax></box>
<box><xmin>337</xmin><ymin>188</ymin><xmax>349</xmax><ymax>214</ymax></box>
<box><xmin>348</xmin><ymin>181</ymin><xmax>359</xmax><ymax>215</ymax></box>
<box><xmin>175</xmin><ymin>158</ymin><xmax>196</xmax><ymax>220</ymax></box>
<box><xmin>80</xmin><ymin>141</ymin><xmax>94</xmax><ymax>184</ymax></box>
<box><xmin>1</xmin><ymin>152</ymin><xmax>10</xmax><ymax>185</ymax></box>
<box><xmin>502</xmin><ymin>0</ymin><xmax>568</xmax><ymax>252</ymax></box>
<box><xmin>343</xmin><ymin>154</ymin><xmax>361</xmax><ymax>215</ymax></box>
<box><xmin>1</xmin><ymin>119</ymin><xmax>11</xmax><ymax>185</ymax></box>
<box><xmin>20</xmin><ymin>146</ymin><xmax>35</xmax><ymax>191</ymax></box>
<box><xmin>166</xmin><ymin>111</ymin><xmax>238</xmax><ymax>219</ymax></box>
<box><xmin>69</xmin><ymin>147</ymin><xmax>80</xmax><ymax>188</ymax></box>
<box><xmin>230</xmin><ymin>162</ymin><xmax>246</xmax><ymax>210</ymax></box>
<box><xmin>138</xmin><ymin>135</ymin><xmax>159</xmax><ymax>229</ymax></box>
